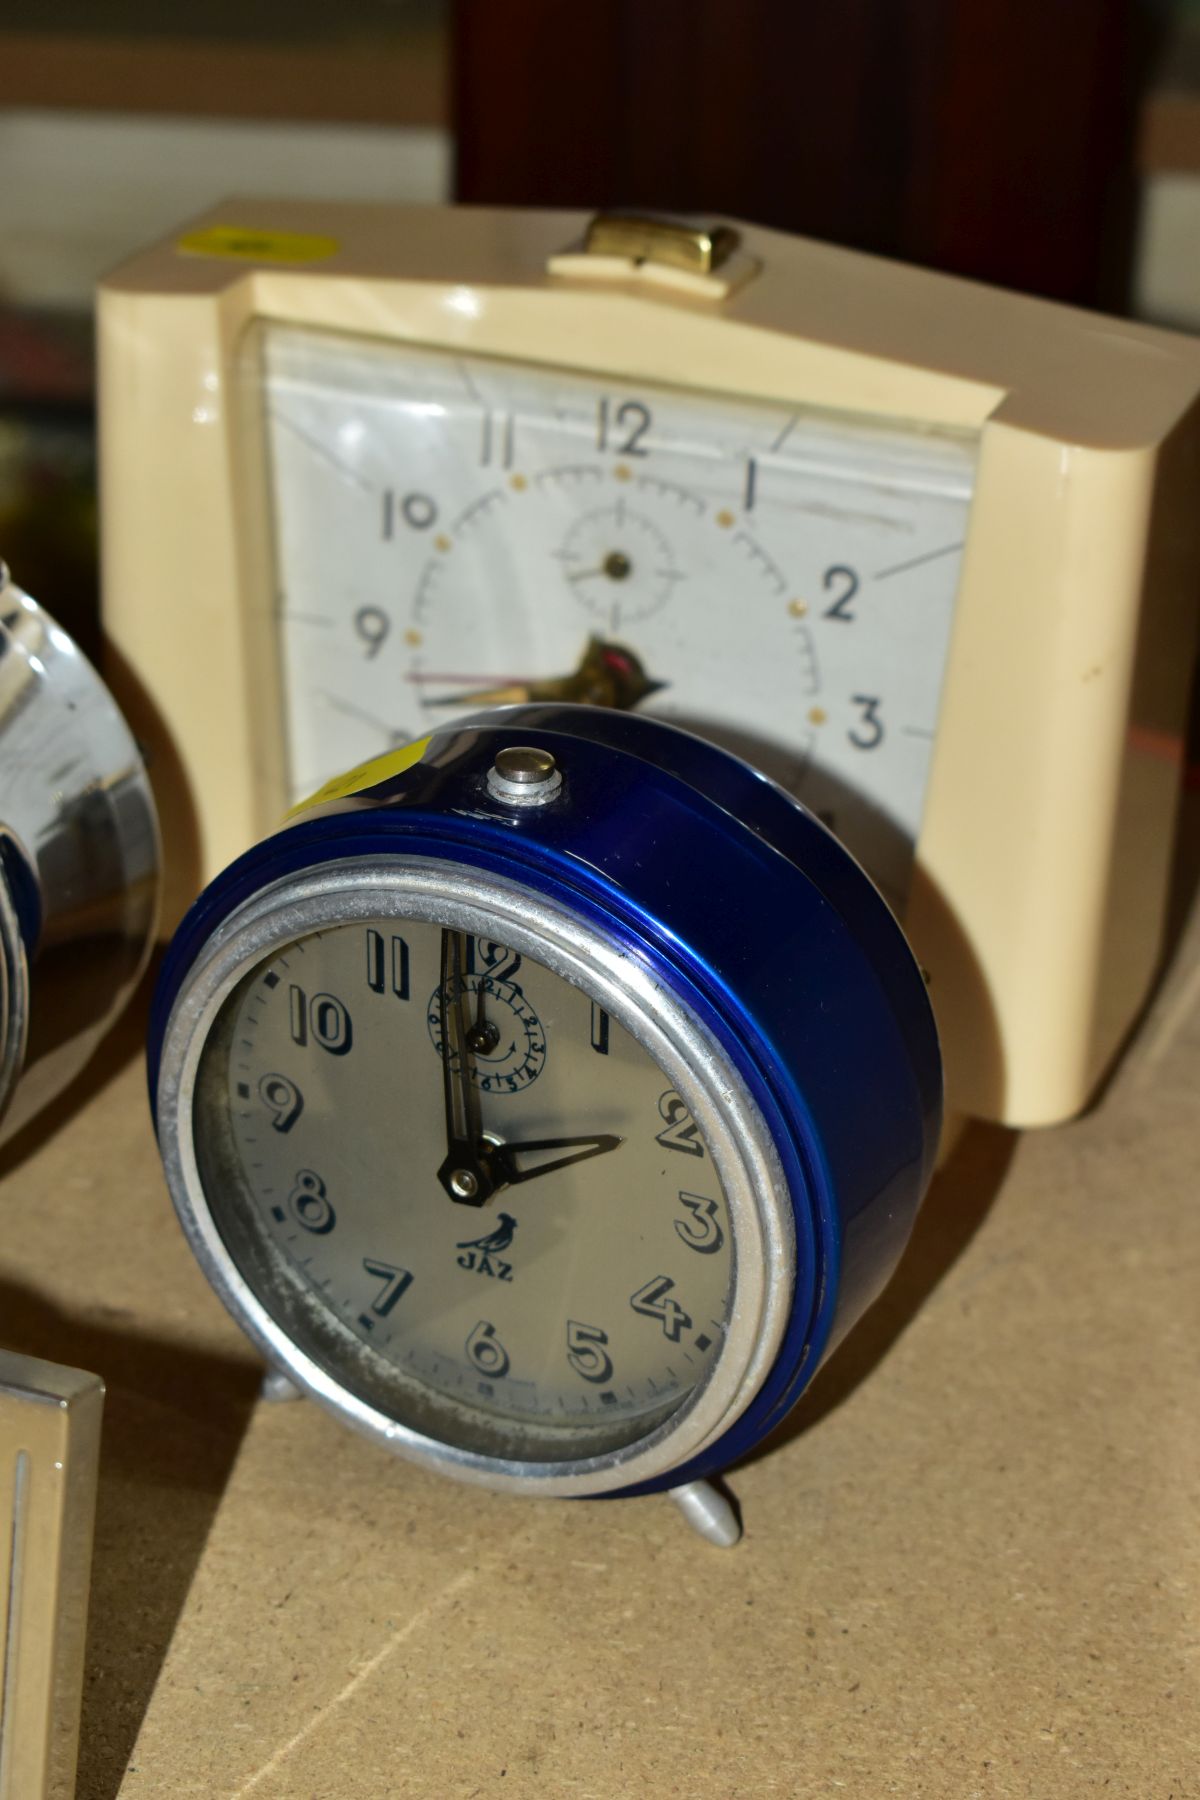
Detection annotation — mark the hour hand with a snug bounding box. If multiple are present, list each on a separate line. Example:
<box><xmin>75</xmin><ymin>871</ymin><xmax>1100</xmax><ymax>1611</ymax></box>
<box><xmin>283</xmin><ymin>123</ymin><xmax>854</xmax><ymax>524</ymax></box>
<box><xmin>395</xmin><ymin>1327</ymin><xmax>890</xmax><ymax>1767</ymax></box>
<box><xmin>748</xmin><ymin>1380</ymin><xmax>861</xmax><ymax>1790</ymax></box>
<box><xmin>423</xmin><ymin>637</ymin><xmax>665</xmax><ymax>711</ymax></box>
<box><xmin>488</xmin><ymin>1135</ymin><xmax>622</xmax><ymax>1187</ymax></box>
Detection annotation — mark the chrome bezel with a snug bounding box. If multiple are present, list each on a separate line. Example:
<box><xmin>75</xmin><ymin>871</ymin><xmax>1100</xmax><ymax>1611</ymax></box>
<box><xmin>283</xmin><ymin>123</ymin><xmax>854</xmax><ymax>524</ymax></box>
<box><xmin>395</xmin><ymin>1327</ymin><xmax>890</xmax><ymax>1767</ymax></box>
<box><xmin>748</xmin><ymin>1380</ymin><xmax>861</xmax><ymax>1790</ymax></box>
<box><xmin>156</xmin><ymin>856</ymin><xmax>796</xmax><ymax>1497</ymax></box>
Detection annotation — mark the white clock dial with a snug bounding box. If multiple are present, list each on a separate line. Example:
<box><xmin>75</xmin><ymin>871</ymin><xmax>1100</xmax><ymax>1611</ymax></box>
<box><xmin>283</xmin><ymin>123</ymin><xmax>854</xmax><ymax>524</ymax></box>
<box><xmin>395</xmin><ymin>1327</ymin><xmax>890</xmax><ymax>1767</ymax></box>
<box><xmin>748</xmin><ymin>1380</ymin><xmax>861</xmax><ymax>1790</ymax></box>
<box><xmin>195</xmin><ymin>919</ymin><xmax>734</xmax><ymax>1462</ymax></box>
<box><xmin>253</xmin><ymin>324</ymin><xmax>976</xmax><ymax>903</ymax></box>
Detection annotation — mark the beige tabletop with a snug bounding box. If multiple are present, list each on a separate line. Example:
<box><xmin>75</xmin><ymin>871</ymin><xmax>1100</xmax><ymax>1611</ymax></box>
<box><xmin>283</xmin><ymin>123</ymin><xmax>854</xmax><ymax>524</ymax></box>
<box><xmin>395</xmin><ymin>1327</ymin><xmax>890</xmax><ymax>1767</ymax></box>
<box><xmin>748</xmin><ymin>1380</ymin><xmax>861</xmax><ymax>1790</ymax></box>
<box><xmin>1</xmin><ymin>849</ymin><xmax>1197</xmax><ymax>1800</ymax></box>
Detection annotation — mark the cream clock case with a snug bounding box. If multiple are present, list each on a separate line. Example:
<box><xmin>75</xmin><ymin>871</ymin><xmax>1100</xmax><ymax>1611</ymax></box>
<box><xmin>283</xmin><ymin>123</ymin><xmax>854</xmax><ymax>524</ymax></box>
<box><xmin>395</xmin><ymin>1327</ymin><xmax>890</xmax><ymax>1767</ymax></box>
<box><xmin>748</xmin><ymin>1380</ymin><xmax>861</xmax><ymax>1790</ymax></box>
<box><xmin>99</xmin><ymin>203</ymin><xmax>1200</xmax><ymax>1127</ymax></box>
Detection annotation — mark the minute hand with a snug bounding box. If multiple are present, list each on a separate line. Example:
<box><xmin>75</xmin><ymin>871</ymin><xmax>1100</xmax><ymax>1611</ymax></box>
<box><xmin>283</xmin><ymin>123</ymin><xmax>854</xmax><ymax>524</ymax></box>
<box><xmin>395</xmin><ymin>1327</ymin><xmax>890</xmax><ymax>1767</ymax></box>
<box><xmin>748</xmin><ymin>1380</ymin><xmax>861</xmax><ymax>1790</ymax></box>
<box><xmin>435</xmin><ymin>930</ymin><xmax>499</xmax><ymax>1205</ymax></box>
<box><xmin>488</xmin><ymin>1135</ymin><xmax>622</xmax><ymax>1187</ymax></box>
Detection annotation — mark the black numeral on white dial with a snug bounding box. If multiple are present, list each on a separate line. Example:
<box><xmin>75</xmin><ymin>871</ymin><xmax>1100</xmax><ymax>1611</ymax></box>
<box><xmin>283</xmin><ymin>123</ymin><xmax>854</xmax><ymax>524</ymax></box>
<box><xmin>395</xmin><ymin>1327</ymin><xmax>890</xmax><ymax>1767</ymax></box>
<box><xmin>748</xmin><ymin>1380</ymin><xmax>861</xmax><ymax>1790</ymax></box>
<box><xmin>849</xmin><ymin>695</ymin><xmax>885</xmax><ymax>750</ymax></box>
<box><xmin>288</xmin><ymin>1169</ymin><xmax>336</xmax><ymax>1234</ymax></box>
<box><xmin>258</xmin><ymin>1072</ymin><xmax>303</xmax><ymax>1133</ymax></box>
<box><xmin>354</xmin><ymin>605</ymin><xmax>391</xmax><ymax>659</ymax></box>
<box><xmin>822</xmin><ymin>564</ymin><xmax>860</xmax><ymax>621</ymax></box>
<box><xmin>597</xmin><ymin>397</ymin><xmax>652</xmax><ymax>457</ymax></box>
<box><xmin>466</xmin><ymin>1320</ymin><xmax>510</xmax><ymax>1379</ymax></box>
<box><xmin>382</xmin><ymin>490</ymin><xmax>438</xmax><ymax>537</ymax></box>
<box><xmin>365</xmin><ymin>928</ymin><xmax>410</xmax><ymax>1000</ymax></box>
<box><xmin>464</xmin><ymin>938</ymin><xmax>522</xmax><ymax>984</ymax></box>
<box><xmin>590</xmin><ymin>1003</ymin><xmax>610</xmax><ymax>1055</ymax></box>
<box><xmin>656</xmin><ymin>1090</ymin><xmax>704</xmax><ymax>1157</ymax></box>
<box><xmin>674</xmin><ymin>1192</ymin><xmax>724</xmax><ymax>1254</ymax></box>
<box><xmin>289</xmin><ymin>985</ymin><xmax>353</xmax><ymax>1056</ymax></box>
<box><xmin>479</xmin><ymin>412</ymin><xmax>515</xmax><ymax>469</ymax></box>
<box><xmin>566</xmin><ymin>1320</ymin><xmax>614</xmax><ymax>1385</ymax></box>
<box><xmin>629</xmin><ymin>1275</ymin><xmax>692</xmax><ymax>1342</ymax></box>
<box><xmin>362</xmin><ymin>1258</ymin><xmax>413</xmax><ymax>1317</ymax></box>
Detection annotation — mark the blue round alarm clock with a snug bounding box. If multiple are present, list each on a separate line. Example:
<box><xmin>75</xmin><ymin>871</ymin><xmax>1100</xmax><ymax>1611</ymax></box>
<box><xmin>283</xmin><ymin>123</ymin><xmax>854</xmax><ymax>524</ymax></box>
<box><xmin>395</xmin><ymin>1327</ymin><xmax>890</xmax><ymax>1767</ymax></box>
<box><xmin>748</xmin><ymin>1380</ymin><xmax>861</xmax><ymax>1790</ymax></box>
<box><xmin>149</xmin><ymin>706</ymin><xmax>940</xmax><ymax>1544</ymax></box>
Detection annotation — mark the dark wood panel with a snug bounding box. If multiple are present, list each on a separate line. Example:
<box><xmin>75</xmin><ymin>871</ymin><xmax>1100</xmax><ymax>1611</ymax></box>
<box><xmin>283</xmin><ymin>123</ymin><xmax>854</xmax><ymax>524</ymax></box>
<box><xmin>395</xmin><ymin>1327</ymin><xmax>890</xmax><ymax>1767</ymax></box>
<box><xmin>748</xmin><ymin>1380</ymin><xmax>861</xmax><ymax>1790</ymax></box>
<box><xmin>910</xmin><ymin>0</ymin><xmax>1146</xmax><ymax>304</ymax></box>
<box><xmin>453</xmin><ymin>0</ymin><xmax>1150</xmax><ymax>307</ymax></box>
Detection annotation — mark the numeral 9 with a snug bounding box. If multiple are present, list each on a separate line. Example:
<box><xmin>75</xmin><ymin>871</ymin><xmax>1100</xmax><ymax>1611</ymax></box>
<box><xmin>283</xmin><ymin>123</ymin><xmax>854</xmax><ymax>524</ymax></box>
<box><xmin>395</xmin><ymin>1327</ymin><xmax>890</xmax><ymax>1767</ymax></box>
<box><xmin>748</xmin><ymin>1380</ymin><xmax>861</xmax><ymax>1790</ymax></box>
<box><xmin>258</xmin><ymin>1072</ymin><xmax>303</xmax><ymax>1133</ymax></box>
<box><xmin>354</xmin><ymin>606</ymin><xmax>390</xmax><ymax>660</ymax></box>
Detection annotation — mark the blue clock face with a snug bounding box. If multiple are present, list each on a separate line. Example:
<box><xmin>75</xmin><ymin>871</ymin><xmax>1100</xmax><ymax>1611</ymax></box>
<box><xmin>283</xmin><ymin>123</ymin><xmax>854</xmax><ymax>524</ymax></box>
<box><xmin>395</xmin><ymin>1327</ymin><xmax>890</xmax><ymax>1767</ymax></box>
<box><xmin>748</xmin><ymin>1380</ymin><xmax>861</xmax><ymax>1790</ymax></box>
<box><xmin>193</xmin><ymin>916</ymin><xmax>735</xmax><ymax>1464</ymax></box>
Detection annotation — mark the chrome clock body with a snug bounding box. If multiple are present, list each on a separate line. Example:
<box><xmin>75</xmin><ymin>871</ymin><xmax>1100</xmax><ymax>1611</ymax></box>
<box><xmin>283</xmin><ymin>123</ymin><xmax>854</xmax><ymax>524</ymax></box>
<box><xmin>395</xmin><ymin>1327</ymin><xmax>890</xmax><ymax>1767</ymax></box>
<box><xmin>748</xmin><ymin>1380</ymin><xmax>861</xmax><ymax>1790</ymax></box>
<box><xmin>150</xmin><ymin>706</ymin><xmax>940</xmax><ymax>1514</ymax></box>
<box><xmin>0</xmin><ymin>566</ymin><xmax>159</xmax><ymax>1142</ymax></box>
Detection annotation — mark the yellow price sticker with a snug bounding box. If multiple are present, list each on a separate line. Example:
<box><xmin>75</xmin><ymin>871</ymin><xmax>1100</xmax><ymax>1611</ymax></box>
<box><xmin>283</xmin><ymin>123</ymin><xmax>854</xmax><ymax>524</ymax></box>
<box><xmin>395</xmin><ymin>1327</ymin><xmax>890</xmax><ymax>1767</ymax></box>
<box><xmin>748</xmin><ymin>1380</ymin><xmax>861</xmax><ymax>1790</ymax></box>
<box><xmin>177</xmin><ymin>225</ymin><xmax>340</xmax><ymax>265</ymax></box>
<box><xmin>287</xmin><ymin>738</ymin><xmax>433</xmax><ymax>819</ymax></box>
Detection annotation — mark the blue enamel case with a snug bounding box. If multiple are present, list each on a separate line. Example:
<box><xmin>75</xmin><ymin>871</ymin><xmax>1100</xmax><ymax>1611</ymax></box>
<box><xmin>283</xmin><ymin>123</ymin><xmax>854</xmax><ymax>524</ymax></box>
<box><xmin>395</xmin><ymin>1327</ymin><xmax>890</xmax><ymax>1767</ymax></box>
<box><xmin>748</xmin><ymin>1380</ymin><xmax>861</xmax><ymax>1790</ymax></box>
<box><xmin>149</xmin><ymin>705</ymin><xmax>940</xmax><ymax>1495</ymax></box>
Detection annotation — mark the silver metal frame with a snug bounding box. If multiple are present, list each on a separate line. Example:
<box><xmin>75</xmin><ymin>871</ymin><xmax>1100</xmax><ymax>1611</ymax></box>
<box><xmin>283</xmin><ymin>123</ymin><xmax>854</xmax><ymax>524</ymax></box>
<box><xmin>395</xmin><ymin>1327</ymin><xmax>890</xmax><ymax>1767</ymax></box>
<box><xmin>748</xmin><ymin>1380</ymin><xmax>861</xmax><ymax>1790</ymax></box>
<box><xmin>0</xmin><ymin>1351</ymin><xmax>104</xmax><ymax>1800</ymax></box>
<box><xmin>156</xmin><ymin>857</ymin><xmax>797</xmax><ymax>1498</ymax></box>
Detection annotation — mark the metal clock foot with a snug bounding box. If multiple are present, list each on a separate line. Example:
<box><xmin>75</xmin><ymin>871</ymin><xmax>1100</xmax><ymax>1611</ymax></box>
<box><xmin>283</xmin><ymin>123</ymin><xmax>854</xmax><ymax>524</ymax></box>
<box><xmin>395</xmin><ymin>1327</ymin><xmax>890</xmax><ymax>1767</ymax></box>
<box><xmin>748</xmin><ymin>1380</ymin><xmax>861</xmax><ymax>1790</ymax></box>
<box><xmin>260</xmin><ymin>1369</ymin><xmax>303</xmax><ymax>1404</ymax></box>
<box><xmin>669</xmin><ymin>1478</ymin><xmax>742</xmax><ymax>1547</ymax></box>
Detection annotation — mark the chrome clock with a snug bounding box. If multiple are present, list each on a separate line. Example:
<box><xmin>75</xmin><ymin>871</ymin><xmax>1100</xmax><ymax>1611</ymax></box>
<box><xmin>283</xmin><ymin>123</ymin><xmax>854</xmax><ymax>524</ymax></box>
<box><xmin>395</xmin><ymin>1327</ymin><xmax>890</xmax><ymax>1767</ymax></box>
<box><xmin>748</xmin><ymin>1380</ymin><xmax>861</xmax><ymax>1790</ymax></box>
<box><xmin>0</xmin><ymin>563</ymin><xmax>159</xmax><ymax>1143</ymax></box>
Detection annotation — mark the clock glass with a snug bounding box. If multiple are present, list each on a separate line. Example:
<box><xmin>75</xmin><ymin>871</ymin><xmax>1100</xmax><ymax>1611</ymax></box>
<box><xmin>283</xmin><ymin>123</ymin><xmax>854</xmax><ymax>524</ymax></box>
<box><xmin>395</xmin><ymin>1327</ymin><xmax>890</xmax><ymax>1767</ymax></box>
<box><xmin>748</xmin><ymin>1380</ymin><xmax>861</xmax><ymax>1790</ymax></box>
<box><xmin>247</xmin><ymin>324</ymin><xmax>977</xmax><ymax>904</ymax></box>
<box><xmin>193</xmin><ymin>916</ymin><xmax>735</xmax><ymax>1465</ymax></box>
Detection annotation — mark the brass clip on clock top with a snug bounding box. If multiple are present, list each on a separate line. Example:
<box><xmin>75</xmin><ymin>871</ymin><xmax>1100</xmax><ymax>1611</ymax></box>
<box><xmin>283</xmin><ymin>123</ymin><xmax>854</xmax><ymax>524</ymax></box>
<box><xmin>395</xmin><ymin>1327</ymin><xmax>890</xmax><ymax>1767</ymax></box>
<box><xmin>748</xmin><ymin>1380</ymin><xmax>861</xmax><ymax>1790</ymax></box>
<box><xmin>581</xmin><ymin>212</ymin><xmax>740</xmax><ymax>275</ymax></box>
<box><xmin>549</xmin><ymin>210</ymin><xmax>760</xmax><ymax>298</ymax></box>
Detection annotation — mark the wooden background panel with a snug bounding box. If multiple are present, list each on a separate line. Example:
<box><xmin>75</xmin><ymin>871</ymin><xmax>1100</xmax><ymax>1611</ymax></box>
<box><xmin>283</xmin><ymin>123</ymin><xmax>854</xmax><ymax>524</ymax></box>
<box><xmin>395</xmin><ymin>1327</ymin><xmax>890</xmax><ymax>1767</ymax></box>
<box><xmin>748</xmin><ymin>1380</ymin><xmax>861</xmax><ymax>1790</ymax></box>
<box><xmin>453</xmin><ymin>0</ymin><xmax>1152</xmax><ymax>308</ymax></box>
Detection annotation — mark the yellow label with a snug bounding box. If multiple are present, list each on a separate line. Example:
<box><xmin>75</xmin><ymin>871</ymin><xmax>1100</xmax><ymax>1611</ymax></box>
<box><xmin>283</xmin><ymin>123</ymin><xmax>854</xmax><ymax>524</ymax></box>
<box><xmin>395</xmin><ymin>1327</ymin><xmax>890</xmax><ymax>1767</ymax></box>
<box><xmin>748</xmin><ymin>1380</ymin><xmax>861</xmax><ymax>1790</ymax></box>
<box><xmin>287</xmin><ymin>738</ymin><xmax>432</xmax><ymax>818</ymax></box>
<box><xmin>177</xmin><ymin>225</ymin><xmax>340</xmax><ymax>265</ymax></box>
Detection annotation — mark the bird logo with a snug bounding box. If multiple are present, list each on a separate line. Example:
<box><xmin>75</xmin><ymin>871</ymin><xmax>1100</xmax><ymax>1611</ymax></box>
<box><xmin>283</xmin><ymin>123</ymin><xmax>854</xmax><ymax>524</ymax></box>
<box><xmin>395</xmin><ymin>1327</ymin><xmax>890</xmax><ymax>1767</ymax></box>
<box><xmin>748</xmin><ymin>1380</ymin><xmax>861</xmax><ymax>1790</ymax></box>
<box><xmin>457</xmin><ymin>1213</ymin><xmax>517</xmax><ymax>1254</ymax></box>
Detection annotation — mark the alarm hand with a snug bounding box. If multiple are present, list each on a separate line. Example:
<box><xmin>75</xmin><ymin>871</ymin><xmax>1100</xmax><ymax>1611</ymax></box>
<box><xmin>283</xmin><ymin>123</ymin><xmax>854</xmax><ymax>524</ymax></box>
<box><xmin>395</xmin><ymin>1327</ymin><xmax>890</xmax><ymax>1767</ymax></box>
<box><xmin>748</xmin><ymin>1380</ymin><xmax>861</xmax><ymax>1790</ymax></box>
<box><xmin>436</xmin><ymin>930</ymin><xmax>500</xmax><ymax>1206</ymax></box>
<box><xmin>487</xmin><ymin>1134</ymin><xmax>623</xmax><ymax>1187</ymax></box>
<box><xmin>565</xmin><ymin>551</ymin><xmax>633</xmax><ymax>583</ymax></box>
<box><xmin>419</xmin><ymin>636</ymin><xmax>665</xmax><ymax>712</ymax></box>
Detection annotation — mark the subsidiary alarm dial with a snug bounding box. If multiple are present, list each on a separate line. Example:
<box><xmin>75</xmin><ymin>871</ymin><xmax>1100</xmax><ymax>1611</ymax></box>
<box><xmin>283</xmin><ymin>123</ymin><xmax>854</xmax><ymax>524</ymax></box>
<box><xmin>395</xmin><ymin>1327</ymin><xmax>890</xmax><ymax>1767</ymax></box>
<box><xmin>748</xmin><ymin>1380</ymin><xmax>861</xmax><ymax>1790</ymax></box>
<box><xmin>558</xmin><ymin>494</ymin><xmax>682</xmax><ymax>626</ymax></box>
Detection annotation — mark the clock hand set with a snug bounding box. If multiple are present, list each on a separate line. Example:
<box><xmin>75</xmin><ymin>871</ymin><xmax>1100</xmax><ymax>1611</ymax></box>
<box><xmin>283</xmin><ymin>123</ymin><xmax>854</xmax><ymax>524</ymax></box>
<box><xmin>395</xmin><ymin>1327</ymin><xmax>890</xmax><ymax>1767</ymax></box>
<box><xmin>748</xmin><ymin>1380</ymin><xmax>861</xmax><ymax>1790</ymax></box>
<box><xmin>418</xmin><ymin>636</ymin><xmax>665</xmax><ymax>713</ymax></box>
<box><xmin>435</xmin><ymin>929</ymin><xmax>622</xmax><ymax>1207</ymax></box>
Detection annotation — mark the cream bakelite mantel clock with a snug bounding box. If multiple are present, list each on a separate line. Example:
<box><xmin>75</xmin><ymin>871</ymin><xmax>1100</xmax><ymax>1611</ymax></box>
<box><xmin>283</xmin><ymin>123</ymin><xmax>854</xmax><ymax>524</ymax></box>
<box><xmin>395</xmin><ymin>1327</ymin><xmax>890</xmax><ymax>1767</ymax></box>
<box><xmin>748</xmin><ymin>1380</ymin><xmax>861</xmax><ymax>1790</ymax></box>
<box><xmin>98</xmin><ymin>202</ymin><xmax>1200</xmax><ymax>1130</ymax></box>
